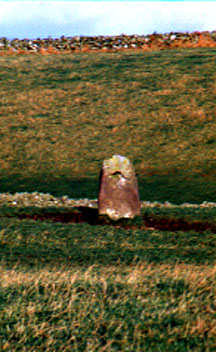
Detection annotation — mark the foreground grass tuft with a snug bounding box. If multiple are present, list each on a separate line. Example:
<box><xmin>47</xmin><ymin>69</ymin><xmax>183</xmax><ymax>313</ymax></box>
<box><xmin>0</xmin><ymin>263</ymin><xmax>216</xmax><ymax>351</ymax></box>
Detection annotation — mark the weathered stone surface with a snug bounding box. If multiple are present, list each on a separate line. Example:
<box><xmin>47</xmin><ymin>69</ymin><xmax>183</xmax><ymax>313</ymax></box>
<box><xmin>98</xmin><ymin>155</ymin><xmax>140</xmax><ymax>220</ymax></box>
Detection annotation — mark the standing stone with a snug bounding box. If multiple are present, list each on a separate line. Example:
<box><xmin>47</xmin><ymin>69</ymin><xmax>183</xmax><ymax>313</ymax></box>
<box><xmin>98</xmin><ymin>155</ymin><xmax>140</xmax><ymax>220</ymax></box>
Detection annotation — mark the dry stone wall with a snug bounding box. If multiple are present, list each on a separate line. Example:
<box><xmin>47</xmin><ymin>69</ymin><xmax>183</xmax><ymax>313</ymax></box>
<box><xmin>1</xmin><ymin>31</ymin><xmax>216</xmax><ymax>54</ymax></box>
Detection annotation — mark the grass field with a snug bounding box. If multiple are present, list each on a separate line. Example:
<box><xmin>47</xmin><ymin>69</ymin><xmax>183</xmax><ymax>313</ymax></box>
<box><xmin>0</xmin><ymin>204</ymin><xmax>216</xmax><ymax>351</ymax></box>
<box><xmin>0</xmin><ymin>48</ymin><xmax>216</xmax><ymax>350</ymax></box>
<box><xmin>0</xmin><ymin>47</ymin><xmax>216</xmax><ymax>202</ymax></box>
<box><xmin>1</xmin><ymin>260</ymin><xmax>215</xmax><ymax>352</ymax></box>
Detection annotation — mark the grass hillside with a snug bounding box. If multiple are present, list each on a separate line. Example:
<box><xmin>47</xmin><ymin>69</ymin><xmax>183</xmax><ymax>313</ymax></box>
<box><xmin>0</xmin><ymin>47</ymin><xmax>216</xmax><ymax>203</ymax></box>
<box><xmin>0</xmin><ymin>47</ymin><xmax>216</xmax><ymax>351</ymax></box>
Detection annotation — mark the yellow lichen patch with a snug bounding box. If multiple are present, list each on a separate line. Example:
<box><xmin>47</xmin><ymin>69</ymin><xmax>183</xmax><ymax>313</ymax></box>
<box><xmin>103</xmin><ymin>155</ymin><xmax>132</xmax><ymax>178</ymax></box>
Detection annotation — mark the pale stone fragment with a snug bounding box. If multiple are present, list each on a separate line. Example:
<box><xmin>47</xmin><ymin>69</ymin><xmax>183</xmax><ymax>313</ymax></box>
<box><xmin>98</xmin><ymin>155</ymin><xmax>140</xmax><ymax>220</ymax></box>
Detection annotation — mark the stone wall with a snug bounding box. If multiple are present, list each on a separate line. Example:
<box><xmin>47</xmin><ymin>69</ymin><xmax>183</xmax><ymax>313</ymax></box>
<box><xmin>1</xmin><ymin>31</ymin><xmax>216</xmax><ymax>54</ymax></box>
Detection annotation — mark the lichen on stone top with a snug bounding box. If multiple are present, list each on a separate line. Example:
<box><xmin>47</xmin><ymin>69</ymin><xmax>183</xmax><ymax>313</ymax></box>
<box><xmin>103</xmin><ymin>155</ymin><xmax>133</xmax><ymax>178</ymax></box>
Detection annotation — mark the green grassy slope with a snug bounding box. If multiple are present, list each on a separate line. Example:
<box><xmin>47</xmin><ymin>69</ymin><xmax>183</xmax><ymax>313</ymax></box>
<box><xmin>0</xmin><ymin>48</ymin><xmax>216</xmax><ymax>203</ymax></box>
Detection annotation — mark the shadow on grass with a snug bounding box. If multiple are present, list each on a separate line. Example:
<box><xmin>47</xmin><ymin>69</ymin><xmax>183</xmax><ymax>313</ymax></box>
<box><xmin>0</xmin><ymin>173</ymin><xmax>216</xmax><ymax>204</ymax></box>
<box><xmin>0</xmin><ymin>176</ymin><xmax>98</xmax><ymax>199</ymax></box>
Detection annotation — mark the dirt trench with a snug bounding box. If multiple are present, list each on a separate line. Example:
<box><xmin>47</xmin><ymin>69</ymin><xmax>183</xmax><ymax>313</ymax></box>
<box><xmin>16</xmin><ymin>207</ymin><xmax>216</xmax><ymax>233</ymax></box>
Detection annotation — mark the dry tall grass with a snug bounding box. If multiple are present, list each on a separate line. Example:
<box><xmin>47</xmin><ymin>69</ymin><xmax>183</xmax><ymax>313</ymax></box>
<box><xmin>1</xmin><ymin>262</ymin><xmax>215</xmax><ymax>351</ymax></box>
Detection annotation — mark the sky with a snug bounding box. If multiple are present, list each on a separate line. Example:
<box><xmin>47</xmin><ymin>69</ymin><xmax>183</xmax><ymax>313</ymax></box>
<box><xmin>0</xmin><ymin>1</ymin><xmax>216</xmax><ymax>39</ymax></box>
